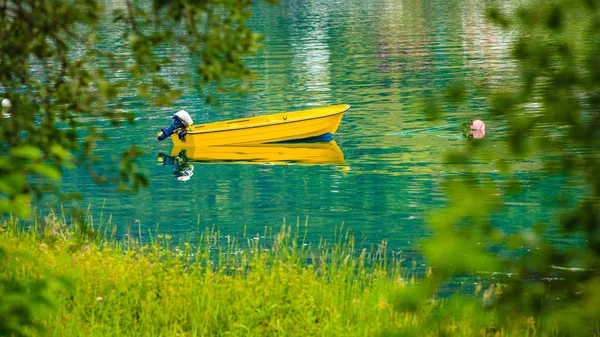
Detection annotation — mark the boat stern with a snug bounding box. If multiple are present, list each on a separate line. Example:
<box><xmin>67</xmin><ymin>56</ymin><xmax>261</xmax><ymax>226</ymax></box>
<box><xmin>157</xmin><ymin>110</ymin><xmax>194</xmax><ymax>141</ymax></box>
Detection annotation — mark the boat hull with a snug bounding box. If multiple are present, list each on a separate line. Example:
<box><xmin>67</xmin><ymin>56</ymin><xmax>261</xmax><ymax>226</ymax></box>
<box><xmin>170</xmin><ymin>104</ymin><xmax>349</xmax><ymax>147</ymax></box>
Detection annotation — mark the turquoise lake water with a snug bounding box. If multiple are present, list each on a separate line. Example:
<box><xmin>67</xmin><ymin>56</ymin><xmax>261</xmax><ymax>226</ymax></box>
<box><xmin>49</xmin><ymin>0</ymin><xmax>581</xmax><ymax>263</ymax></box>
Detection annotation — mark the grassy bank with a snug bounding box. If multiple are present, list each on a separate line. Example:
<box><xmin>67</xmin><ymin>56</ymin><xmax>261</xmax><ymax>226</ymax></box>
<box><xmin>1</xmin><ymin>213</ymin><xmax>540</xmax><ymax>336</ymax></box>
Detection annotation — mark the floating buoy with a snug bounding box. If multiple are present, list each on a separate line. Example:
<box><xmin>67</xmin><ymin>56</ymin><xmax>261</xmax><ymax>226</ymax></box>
<box><xmin>471</xmin><ymin>129</ymin><xmax>485</xmax><ymax>139</ymax></box>
<box><xmin>468</xmin><ymin>119</ymin><xmax>485</xmax><ymax>139</ymax></box>
<box><xmin>1</xmin><ymin>98</ymin><xmax>11</xmax><ymax>109</ymax></box>
<box><xmin>470</xmin><ymin>119</ymin><xmax>485</xmax><ymax>131</ymax></box>
<box><xmin>471</xmin><ymin>119</ymin><xmax>485</xmax><ymax>130</ymax></box>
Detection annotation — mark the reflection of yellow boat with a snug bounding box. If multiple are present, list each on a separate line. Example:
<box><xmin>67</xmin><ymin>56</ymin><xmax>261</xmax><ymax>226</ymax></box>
<box><xmin>160</xmin><ymin>104</ymin><xmax>349</xmax><ymax>147</ymax></box>
<box><xmin>169</xmin><ymin>141</ymin><xmax>345</xmax><ymax>165</ymax></box>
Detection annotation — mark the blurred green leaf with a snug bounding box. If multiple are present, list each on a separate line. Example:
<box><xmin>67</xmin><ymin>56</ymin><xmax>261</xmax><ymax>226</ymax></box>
<box><xmin>26</xmin><ymin>163</ymin><xmax>62</xmax><ymax>181</ymax></box>
<box><xmin>423</xmin><ymin>237</ymin><xmax>499</xmax><ymax>274</ymax></box>
<box><xmin>445</xmin><ymin>82</ymin><xmax>466</xmax><ymax>103</ymax></box>
<box><xmin>49</xmin><ymin>144</ymin><xmax>72</xmax><ymax>162</ymax></box>
<box><xmin>9</xmin><ymin>146</ymin><xmax>42</xmax><ymax>160</ymax></box>
<box><xmin>391</xmin><ymin>284</ymin><xmax>431</xmax><ymax>313</ymax></box>
<box><xmin>421</xmin><ymin>96</ymin><xmax>442</xmax><ymax>120</ymax></box>
<box><xmin>547</xmin><ymin>5</ymin><xmax>562</xmax><ymax>31</ymax></box>
<box><xmin>486</xmin><ymin>7</ymin><xmax>510</xmax><ymax>28</ymax></box>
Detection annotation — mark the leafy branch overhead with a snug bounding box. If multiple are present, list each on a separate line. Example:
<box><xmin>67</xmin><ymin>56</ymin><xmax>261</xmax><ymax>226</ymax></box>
<box><xmin>0</xmin><ymin>0</ymin><xmax>275</xmax><ymax>217</ymax></box>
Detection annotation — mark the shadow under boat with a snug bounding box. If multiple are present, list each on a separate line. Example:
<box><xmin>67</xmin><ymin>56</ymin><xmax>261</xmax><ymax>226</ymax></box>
<box><xmin>157</xmin><ymin>140</ymin><xmax>345</xmax><ymax>171</ymax></box>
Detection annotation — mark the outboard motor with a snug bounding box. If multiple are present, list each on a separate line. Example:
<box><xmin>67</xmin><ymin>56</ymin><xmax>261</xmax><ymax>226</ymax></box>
<box><xmin>157</xmin><ymin>110</ymin><xmax>194</xmax><ymax>141</ymax></box>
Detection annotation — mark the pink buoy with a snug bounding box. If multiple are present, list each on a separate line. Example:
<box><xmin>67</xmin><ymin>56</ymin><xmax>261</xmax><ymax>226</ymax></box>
<box><xmin>471</xmin><ymin>129</ymin><xmax>485</xmax><ymax>139</ymax></box>
<box><xmin>470</xmin><ymin>119</ymin><xmax>485</xmax><ymax>131</ymax></box>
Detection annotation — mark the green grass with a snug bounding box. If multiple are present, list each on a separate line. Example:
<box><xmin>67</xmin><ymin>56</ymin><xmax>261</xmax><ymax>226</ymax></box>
<box><xmin>0</xmin><ymin>212</ymin><xmax>547</xmax><ymax>336</ymax></box>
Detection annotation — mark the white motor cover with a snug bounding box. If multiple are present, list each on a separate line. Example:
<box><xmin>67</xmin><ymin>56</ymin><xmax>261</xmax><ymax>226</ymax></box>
<box><xmin>174</xmin><ymin>109</ymin><xmax>194</xmax><ymax>126</ymax></box>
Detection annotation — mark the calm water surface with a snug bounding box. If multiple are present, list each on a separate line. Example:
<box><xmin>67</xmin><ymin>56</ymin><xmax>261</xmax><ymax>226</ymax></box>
<box><xmin>53</xmin><ymin>0</ymin><xmax>575</xmax><ymax>260</ymax></box>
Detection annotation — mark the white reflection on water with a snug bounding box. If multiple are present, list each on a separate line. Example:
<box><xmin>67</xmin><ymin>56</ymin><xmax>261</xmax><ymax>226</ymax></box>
<box><xmin>289</xmin><ymin>1</ymin><xmax>332</xmax><ymax>104</ymax></box>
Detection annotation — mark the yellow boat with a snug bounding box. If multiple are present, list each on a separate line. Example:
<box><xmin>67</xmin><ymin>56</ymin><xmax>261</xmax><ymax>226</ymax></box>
<box><xmin>156</xmin><ymin>104</ymin><xmax>350</xmax><ymax>147</ymax></box>
<box><xmin>163</xmin><ymin>141</ymin><xmax>344</xmax><ymax>165</ymax></box>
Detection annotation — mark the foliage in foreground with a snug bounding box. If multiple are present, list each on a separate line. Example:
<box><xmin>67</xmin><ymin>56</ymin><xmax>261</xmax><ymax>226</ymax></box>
<box><xmin>419</xmin><ymin>0</ymin><xmax>600</xmax><ymax>335</ymax></box>
<box><xmin>0</xmin><ymin>216</ymin><xmax>550</xmax><ymax>337</ymax></box>
<box><xmin>0</xmin><ymin>0</ymin><xmax>275</xmax><ymax>217</ymax></box>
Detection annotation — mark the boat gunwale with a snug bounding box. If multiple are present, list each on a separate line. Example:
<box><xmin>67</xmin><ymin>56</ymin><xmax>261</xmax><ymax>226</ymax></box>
<box><xmin>185</xmin><ymin>105</ymin><xmax>349</xmax><ymax>136</ymax></box>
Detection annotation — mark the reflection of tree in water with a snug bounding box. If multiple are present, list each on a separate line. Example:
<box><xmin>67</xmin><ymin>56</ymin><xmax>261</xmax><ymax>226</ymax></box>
<box><xmin>460</xmin><ymin>0</ymin><xmax>516</xmax><ymax>89</ymax></box>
